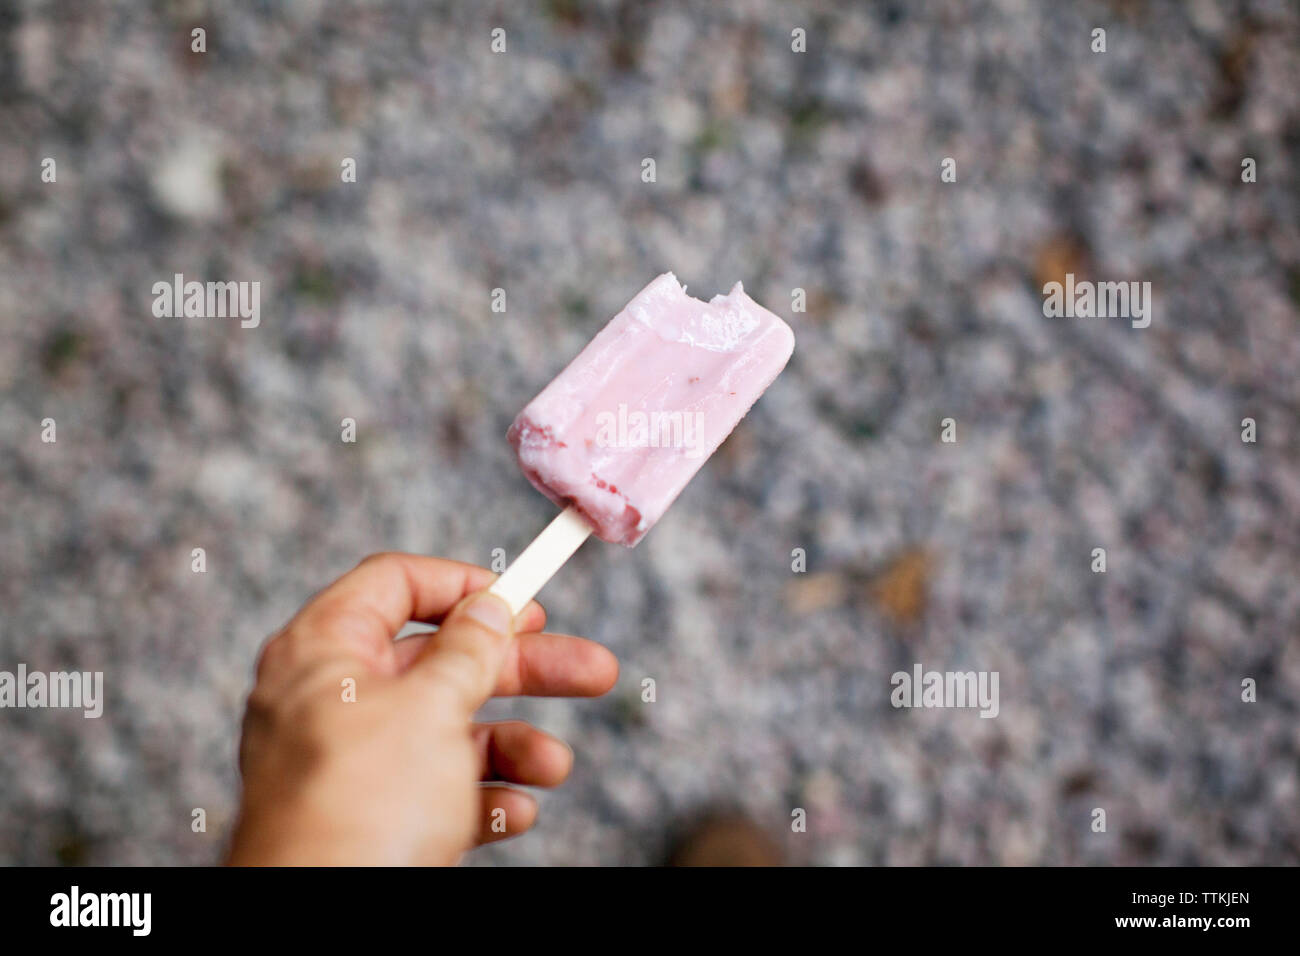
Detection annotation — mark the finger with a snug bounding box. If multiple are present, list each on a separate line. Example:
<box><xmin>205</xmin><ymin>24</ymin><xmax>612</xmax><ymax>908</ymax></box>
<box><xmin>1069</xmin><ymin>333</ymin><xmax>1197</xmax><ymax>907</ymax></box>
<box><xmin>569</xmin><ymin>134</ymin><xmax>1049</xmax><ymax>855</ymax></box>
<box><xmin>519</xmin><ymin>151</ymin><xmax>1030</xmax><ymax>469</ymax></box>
<box><xmin>471</xmin><ymin>720</ymin><xmax>574</xmax><ymax>787</ymax></box>
<box><xmin>494</xmin><ymin>632</ymin><xmax>619</xmax><ymax>698</ymax></box>
<box><xmin>405</xmin><ymin>592</ymin><xmax>515</xmax><ymax>716</ymax></box>
<box><xmin>415</xmin><ymin>597</ymin><xmax>546</xmax><ymax>636</ymax></box>
<box><xmin>476</xmin><ymin>786</ymin><xmax>538</xmax><ymax>845</ymax></box>
<box><xmin>393</xmin><ymin>632</ymin><xmax>619</xmax><ymax>697</ymax></box>
<box><xmin>277</xmin><ymin>554</ymin><xmax>530</xmax><ymax>670</ymax></box>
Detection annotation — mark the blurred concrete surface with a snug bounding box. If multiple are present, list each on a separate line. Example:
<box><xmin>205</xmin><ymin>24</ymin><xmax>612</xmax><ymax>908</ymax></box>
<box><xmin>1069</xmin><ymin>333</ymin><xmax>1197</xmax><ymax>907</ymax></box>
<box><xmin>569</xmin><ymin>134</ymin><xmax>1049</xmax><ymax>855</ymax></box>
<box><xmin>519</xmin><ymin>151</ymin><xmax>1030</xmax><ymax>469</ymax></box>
<box><xmin>0</xmin><ymin>0</ymin><xmax>1297</xmax><ymax>864</ymax></box>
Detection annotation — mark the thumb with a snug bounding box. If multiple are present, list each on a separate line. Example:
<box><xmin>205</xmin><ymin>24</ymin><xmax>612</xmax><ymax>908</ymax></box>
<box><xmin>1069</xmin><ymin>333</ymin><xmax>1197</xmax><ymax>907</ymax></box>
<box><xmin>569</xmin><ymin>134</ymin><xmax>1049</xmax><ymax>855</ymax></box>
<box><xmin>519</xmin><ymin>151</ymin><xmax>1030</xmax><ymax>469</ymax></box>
<box><xmin>408</xmin><ymin>591</ymin><xmax>515</xmax><ymax>715</ymax></box>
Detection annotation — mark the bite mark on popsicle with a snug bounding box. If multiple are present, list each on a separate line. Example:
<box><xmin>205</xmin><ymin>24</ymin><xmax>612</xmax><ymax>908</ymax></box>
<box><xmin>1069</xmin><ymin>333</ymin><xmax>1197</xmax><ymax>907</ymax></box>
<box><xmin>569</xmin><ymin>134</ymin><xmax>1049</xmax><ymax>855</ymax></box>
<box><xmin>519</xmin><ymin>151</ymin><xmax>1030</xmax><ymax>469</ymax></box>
<box><xmin>507</xmin><ymin>272</ymin><xmax>794</xmax><ymax>546</ymax></box>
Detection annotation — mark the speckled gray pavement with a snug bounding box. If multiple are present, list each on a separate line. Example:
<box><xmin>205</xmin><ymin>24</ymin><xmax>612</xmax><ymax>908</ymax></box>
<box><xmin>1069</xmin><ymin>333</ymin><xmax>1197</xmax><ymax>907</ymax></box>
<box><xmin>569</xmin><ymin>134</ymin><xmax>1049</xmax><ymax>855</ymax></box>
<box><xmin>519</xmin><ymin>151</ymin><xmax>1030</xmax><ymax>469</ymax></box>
<box><xmin>1</xmin><ymin>1</ymin><xmax>1297</xmax><ymax>866</ymax></box>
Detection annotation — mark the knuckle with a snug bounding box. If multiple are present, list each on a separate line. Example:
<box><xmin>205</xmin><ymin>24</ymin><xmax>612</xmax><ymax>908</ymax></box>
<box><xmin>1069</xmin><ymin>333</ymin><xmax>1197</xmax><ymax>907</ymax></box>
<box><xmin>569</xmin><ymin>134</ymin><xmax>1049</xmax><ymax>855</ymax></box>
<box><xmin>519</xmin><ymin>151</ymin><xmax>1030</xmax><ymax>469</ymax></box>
<box><xmin>254</xmin><ymin>631</ymin><xmax>290</xmax><ymax>682</ymax></box>
<box><xmin>357</xmin><ymin>551</ymin><xmax>398</xmax><ymax>570</ymax></box>
<box><xmin>255</xmin><ymin>627</ymin><xmax>313</xmax><ymax>680</ymax></box>
<box><xmin>244</xmin><ymin>668</ymin><xmax>344</xmax><ymax>763</ymax></box>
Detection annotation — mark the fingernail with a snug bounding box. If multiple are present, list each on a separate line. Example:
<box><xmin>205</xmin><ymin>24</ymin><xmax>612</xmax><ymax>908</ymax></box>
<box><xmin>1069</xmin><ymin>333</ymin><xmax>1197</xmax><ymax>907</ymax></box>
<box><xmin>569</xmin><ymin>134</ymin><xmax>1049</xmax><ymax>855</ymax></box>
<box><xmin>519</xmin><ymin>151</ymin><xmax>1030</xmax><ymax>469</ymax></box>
<box><xmin>462</xmin><ymin>593</ymin><xmax>514</xmax><ymax>636</ymax></box>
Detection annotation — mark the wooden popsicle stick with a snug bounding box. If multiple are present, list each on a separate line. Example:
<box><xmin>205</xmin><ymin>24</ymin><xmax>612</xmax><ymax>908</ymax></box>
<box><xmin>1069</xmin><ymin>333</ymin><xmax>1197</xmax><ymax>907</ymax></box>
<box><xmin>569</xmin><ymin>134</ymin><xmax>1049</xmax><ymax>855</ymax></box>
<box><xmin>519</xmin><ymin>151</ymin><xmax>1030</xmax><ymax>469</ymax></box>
<box><xmin>489</xmin><ymin>505</ymin><xmax>594</xmax><ymax>616</ymax></box>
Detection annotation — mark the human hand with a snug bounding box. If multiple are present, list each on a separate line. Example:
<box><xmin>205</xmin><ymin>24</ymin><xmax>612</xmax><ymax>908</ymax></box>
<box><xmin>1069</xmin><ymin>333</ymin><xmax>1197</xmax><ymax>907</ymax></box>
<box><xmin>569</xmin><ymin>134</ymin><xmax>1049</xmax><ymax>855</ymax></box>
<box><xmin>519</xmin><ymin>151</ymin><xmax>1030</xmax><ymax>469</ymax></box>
<box><xmin>227</xmin><ymin>553</ymin><xmax>618</xmax><ymax>865</ymax></box>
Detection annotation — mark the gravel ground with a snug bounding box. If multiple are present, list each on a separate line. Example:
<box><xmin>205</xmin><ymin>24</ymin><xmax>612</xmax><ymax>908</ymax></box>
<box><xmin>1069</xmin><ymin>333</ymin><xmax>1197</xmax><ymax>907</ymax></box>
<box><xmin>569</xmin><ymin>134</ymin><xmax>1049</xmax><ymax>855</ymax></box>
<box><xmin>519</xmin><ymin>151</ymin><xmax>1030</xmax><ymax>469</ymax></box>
<box><xmin>1</xmin><ymin>0</ymin><xmax>1297</xmax><ymax>865</ymax></box>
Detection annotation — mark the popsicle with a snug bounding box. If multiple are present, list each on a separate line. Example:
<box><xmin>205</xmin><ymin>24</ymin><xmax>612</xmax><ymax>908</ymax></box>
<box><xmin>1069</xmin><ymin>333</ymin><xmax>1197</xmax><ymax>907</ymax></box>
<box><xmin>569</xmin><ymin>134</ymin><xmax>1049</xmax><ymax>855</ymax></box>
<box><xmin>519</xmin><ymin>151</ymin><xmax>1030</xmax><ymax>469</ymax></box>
<box><xmin>489</xmin><ymin>272</ymin><xmax>795</xmax><ymax>614</ymax></box>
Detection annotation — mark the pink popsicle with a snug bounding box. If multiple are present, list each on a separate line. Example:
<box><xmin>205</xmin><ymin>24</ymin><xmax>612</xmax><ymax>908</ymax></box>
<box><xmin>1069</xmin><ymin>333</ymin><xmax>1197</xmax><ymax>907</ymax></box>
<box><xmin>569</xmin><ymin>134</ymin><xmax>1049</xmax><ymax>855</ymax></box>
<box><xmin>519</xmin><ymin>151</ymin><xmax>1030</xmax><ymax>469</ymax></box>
<box><xmin>508</xmin><ymin>272</ymin><xmax>795</xmax><ymax>546</ymax></box>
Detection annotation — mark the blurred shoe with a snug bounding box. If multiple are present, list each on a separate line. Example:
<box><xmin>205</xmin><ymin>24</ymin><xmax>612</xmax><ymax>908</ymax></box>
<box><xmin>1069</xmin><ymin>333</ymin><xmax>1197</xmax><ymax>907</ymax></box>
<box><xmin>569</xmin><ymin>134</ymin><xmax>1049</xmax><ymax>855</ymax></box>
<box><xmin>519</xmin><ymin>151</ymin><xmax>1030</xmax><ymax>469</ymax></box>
<box><xmin>667</xmin><ymin>814</ymin><xmax>784</xmax><ymax>867</ymax></box>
